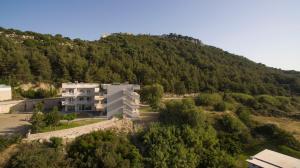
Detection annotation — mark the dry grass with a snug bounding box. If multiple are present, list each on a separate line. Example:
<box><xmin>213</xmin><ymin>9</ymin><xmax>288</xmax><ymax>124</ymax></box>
<box><xmin>0</xmin><ymin>144</ymin><xmax>18</xmax><ymax>167</ymax></box>
<box><xmin>252</xmin><ymin>115</ymin><xmax>300</xmax><ymax>141</ymax></box>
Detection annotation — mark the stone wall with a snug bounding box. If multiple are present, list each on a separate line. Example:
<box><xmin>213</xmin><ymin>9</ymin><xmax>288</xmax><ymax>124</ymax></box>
<box><xmin>0</xmin><ymin>98</ymin><xmax>63</xmax><ymax>114</ymax></box>
<box><xmin>24</xmin><ymin>118</ymin><xmax>133</xmax><ymax>142</ymax></box>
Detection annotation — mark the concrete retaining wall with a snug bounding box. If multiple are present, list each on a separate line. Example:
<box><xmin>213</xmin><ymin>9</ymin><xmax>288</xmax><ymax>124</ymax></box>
<box><xmin>24</xmin><ymin>118</ymin><xmax>133</xmax><ymax>141</ymax></box>
<box><xmin>0</xmin><ymin>98</ymin><xmax>63</xmax><ymax>114</ymax></box>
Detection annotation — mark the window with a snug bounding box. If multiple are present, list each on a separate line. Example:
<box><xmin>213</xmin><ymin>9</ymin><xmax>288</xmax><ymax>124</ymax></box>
<box><xmin>68</xmin><ymin>89</ymin><xmax>74</xmax><ymax>93</ymax></box>
<box><xmin>69</xmin><ymin>98</ymin><xmax>74</xmax><ymax>102</ymax></box>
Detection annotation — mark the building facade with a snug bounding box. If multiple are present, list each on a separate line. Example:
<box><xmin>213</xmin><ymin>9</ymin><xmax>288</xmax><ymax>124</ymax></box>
<box><xmin>101</xmin><ymin>84</ymin><xmax>140</xmax><ymax>118</ymax></box>
<box><xmin>62</xmin><ymin>83</ymin><xmax>100</xmax><ymax>112</ymax></box>
<box><xmin>0</xmin><ymin>85</ymin><xmax>12</xmax><ymax>101</ymax></box>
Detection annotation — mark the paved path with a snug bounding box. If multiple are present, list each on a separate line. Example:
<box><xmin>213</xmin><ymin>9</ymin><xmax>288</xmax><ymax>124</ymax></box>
<box><xmin>0</xmin><ymin>113</ymin><xmax>31</xmax><ymax>135</ymax></box>
<box><xmin>24</xmin><ymin>118</ymin><xmax>131</xmax><ymax>141</ymax></box>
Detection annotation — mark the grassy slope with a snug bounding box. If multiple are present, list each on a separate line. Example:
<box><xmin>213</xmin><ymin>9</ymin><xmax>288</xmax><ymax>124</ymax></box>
<box><xmin>252</xmin><ymin>115</ymin><xmax>300</xmax><ymax>141</ymax></box>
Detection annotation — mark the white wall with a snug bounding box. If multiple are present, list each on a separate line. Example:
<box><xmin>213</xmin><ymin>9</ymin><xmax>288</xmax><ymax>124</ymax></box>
<box><xmin>0</xmin><ymin>88</ymin><xmax>12</xmax><ymax>101</ymax></box>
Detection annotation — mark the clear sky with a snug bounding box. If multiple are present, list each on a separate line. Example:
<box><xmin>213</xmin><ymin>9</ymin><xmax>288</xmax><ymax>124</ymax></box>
<box><xmin>0</xmin><ymin>0</ymin><xmax>299</xmax><ymax>71</ymax></box>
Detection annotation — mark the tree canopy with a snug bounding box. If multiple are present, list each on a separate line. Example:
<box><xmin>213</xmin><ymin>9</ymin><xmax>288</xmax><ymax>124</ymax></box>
<box><xmin>0</xmin><ymin>28</ymin><xmax>299</xmax><ymax>96</ymax></box>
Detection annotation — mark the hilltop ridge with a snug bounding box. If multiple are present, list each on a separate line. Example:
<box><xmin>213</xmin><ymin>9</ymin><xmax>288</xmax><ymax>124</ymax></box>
<box><xmin>0</xmin><ymin>27</ymin><xmax>299</xmax><ymax>95</ymax></box>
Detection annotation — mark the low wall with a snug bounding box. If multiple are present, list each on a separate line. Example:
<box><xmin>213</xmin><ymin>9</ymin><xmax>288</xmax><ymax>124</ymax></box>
<box><xmin>24</xmin><ymin>118</ymin><xmax>133</xmax><ymax>141</ymax></box>
<box><xmin>0</xmin><ymin>97</ymin><xmax>63</xmax><ymax>114</ymax></box>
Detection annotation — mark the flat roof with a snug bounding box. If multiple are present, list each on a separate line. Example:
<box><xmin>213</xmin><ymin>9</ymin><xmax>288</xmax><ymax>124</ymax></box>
<box><xmin>62</xmin><ymin>83</ymin><xmax>99</xmax><ymax>89</ymax></box>
<box><xmin>0</xmin><ymin>84</ymin><xmax>11</xmax><ymax>88</ymax></box>
<box><xmin>246</xmin><ymin>149</ymin><xmax>300</xmax><ymax>168</ymax></box>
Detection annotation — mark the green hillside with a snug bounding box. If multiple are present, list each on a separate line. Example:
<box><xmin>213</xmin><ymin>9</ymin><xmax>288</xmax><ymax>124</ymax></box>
<box><xmin>0</xmin><ymin>27</ymin><xmax>300</xmax><ymax>95</ymax></box>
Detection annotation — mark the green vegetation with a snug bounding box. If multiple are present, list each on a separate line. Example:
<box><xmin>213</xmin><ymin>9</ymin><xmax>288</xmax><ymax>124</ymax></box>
<box><xmin>29</xmin><ymin>105</ymin><xmax>103</xmax><ymax>133</ymax></box>
<box><xmin>0</xmin><ymin>135</ymin><xmax>22</xmax><ymax>152</ymax></box>
<box><xmin>195</xmin><ymin>93</ymin><xmax>222</xmax><ymax>106</ymax></box>
<box><xmin>30</xmin><ymin>106</ymin><xmax>61</xmax><ymax>132</ymax></box>
<box><xmin>140</xmin><ymin>83</ymin><xmax>164</xmax><ymax>110</ymax></box>
<box><xmin>39</xmin><ymin>119</ymin><xmax>104</xmax><ymax>133</ymax></box>
<box><xmin>139</xmin><ymin>99</ymin><xmax>236</xmax><ymax>167</ymax></box>
<box><xmin>2</xmin><ymin>27</ymin><xmax>300</xmax><ymax>167</ymax></box>
<box><xmin>5</xmin><ymin>142</ymin><xmax>70</xmax><ymax>168</ymax></box>
<box><xmin>49</xmin><ymin>137</ymin><xmax>63</xmax><ymax>148</ymax></box>
<box><xmin>63</xmin><ymin>113</ymin><xmax>77</xmax><ymax>124</ymax></box>
<box><xmin>68</xmin><ymin>131</ymin><xmax>143</xmax><ymax>168</ymax></box>
<box><xmin>4</xmin><ymin>98</ymin><xmax>300</xmax><ymax>167</ymax></box>
<box><xmin>15</xmin><ymin>87</ymin><xmax>58</xmax><ymax>99</ymax></box>
<box><xmin>194</xmin><ymin>92</ymin><xmax>300</xmax><ymax>119</ymax></box>
<box><xmin>0</xmin><ymin>28</ymin><xmax>299</xmax><ymax>96</ymax></box>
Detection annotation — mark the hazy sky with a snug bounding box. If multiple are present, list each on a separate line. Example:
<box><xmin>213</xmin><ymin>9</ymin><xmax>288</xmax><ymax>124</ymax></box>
<box><xmin>0</xmin><ymin>0</ymin><xmax>299</xmax><ymax>71</ymax></box>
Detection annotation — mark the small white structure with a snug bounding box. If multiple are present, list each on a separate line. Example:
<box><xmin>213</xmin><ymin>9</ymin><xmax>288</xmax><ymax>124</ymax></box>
<box><xmin>0</xmin><ymin>84</ymin><xmax>12</xmax><ymax>101</ymax></box>
<box><xmin>246</xmin><ymin>149</ymin><xmax>300</xmax><ymax>168</ymax></box>
<box><xmin>101</xmin><ymin>84</ymin><xmax>140</xmax><ymax>118</ymax></box>
<box><xmin>62</xmin><ymin>82</ymin><xmax>100</xmax><ymax>112</ymax></box>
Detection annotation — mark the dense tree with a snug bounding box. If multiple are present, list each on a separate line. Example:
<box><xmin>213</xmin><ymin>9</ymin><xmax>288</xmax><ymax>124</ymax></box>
<box><xmin>6</xmin><ymin>142</ymin><xmax>69</xmax><ymax>168</ymax></box>
<box><xmin>139</xmin><ymin>99</ymin><xmax>236</xmax><ymax>168</ymax></box>
<box><xmin>159</xmin><ymin>99</ymin><xmax>206</xmax><ymax>127</ymax></box>
<box><xmin>140</xmin><ymin>84</ymin><xmax>164</xmax><ymax>110</ymax></box>
<box><xmin>68</xmin><ymin>131</ymin><xmax>143</xmax><ymax>168</ymax></box>
<box><xmin>0</xmin><ymin>28</ymin><xmax>299</xmax><ymax>96</ymax></box>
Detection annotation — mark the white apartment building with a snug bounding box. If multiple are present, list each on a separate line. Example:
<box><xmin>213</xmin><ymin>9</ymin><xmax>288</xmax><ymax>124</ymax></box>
<box><xmin>0</xmin><ymin>84</ymin><xmax>12</xmax><ymax>101</ymax></box>
<box><xmin>62</xmin><ymin>83</ymin><xmax>100</xmax><ymax>112</ymax></box>
<box><xmin>101</xmin><ymin>84</ymin><xmax>140</xmax><ymax>118</ymax></box>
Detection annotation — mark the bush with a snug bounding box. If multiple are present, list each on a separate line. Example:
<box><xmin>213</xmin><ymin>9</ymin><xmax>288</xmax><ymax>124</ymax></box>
<box><xmin>140</xmin><ymin>83</ymin><xmax>164</xmax><ymax>110</ymax></box>
<box><xmin>63</xmin><ymin>113</ymin><xmax>77</xmax><ymax>124</ymax></box>
<box><xmin>30</xmin><ymin>111</ymin><xmax>46</xmax><ymax>132</ymax></box>
<box><xmin>228</xmin><ymin>93</ymin><xmax>256</xmax><ymax>107</ymax></box>
<box><xmin>141</xmin><ymin>123</ymin><xmax>235</xmax><ymax>168</ymax></box>
<box><xmin>44</xmin><ymin>106</ymin><xmax>61</xmax><ymax>126</ymax></box>
<box><xmin>17</xmin><ymin>88</ymin><xmax>58</xmax><ymax>99</ymax></box>
<box><xmin>254</xmin><ymin>124</ymin><xmax>300</xmax><ymax>150</ymax></box>
<box><xmin>30</xmin><ymin>106</ymin><xmax>61</xmax><ymax>132</ymax></box>
<box><xmin>236</xmin><ymin>106</ymin><xmax>251</xmax><ymax>126</ymax></box>
<box><xmin>218</xmin><ymin>115</ymin><xmax>251</xmax><ymax>143</ymax></box>
<box><xmin>68</xmin><ymin>131</ymin><xmax>143</xmax><ymax>168</ymax></box>
<box><xmin>256</xmin><ymin>95</ymin><xmax>280</xmax><ymax>107</ymax></box>
<box><xmin>0</xmin><ymin>135</ymin><xmax>22</xmax><ymax>152</ymax></box>
<box><xmin>49</xmin><ymin>137</ymin><xmax>63</xmax><ymax>148</ymax></box>
<box><xmin>6</xmin><ymin>142</ymin><xmax>69</xmax><ymax>168</ymax></box>
<box><xmin>195</xmin><ymin>93</ymin><xmax>222</xmax><ymax>106</ymax></box>
<box><xmin>214</xmin><ymin>102</ymin><xmax>227</xmax><ymax>111</ymax></box>
<box><xmin>160</xmin><ymin>99</ymin><xmax>206</xmax><ymax>127</ymax></box>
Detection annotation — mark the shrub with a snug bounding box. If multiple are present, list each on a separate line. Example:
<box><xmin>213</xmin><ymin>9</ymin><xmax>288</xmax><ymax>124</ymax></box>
<box><xmin>228</xmin><ymin>93</ymin><xmax>255</xmax><ymax>106</ymax></box>
<box><xmin>256</xmin><ymin>95</ymin><xmax>280</xmax><ymax>107</ymax></box>
<box><xmin>214</xmin><ymin>102</ymin><xmax>227</xmax><ymax>111</ymax></box>
<box><xmin>6</xmin><ymin>142</ymin><xmax>69</xmax><ymax>168</ymax></box>
<box><xmin>68</xmin><ymin>131</ymin><xmax>143</xmax><ymax>168</ymax></box>
<box><xmin>236</xmin><ymin>106</ymin><xmax>251</xmax><ymax>126</ymax></box>
<box><xmin>254</xmin><ymin>124</ymin><xmax>300</xmax><ymax>150</ymax></box>
<box><xmin>0</xmin><ymin>135</ymin><xmax>22</xmax><ymax>152</ymax></box>
<box><xmin>218</xmin><ymin>115</ymin><xmax>251</xmax><ymax>143</ymax></box>
<box><xmin>30</xmin><ymin>111</ymin><xmax>46</xmax><ymax>132</ymax></box>
<box><xmin>195</xmin><ymin>93</ymin><xmax>222</xmax><ymax>106</ymax></box>
<box><xmin>44</xmin><ymin>106</ymin><xmax>61</xmax><ymax>127</ymax></box>
<box><xmin>49</xmin><ymin>137</ymin><xmax>63</xmax><ymax>148</ymax></box>
<box><xmin>140</xmin><ymin>83</ymin><xmax>164</xmax><ymax>110</ymax></box>
<box><xmin>160</xmin><ymin>99</ymin><xmax>206</xmax><ymax>127</ymax></box>
<box><xmin>17</xmin><ymin>88</ymin><xmax>58</xmax><ymax>99</ymax></box>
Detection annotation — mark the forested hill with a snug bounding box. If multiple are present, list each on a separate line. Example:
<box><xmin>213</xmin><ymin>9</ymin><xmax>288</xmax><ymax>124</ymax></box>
<box><xmin>0</xmin><ymin>27</ymin><xmax>300</xmax><ymax>95</ymax></box>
